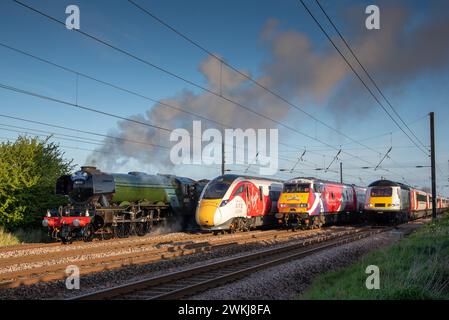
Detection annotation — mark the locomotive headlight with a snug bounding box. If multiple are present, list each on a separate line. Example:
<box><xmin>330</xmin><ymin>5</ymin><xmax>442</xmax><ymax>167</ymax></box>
<box><xmin>72</xmin><ymin>219</ymin><xmax>80</xmax><ymax>227</ymax></box>
<box><xmin>46</xmin><ymin>210</ymin><xmax>51</xmax><ymax>217</ymax></box>
<box><xmin>42</xmin><ymin>219</ymin><xmax>48</xmax><ymax>227</ymax></box>
<box><xmin>300</xmin><ymin>203</ymin><xmax>308</xmax><ymax>208</ymax></box>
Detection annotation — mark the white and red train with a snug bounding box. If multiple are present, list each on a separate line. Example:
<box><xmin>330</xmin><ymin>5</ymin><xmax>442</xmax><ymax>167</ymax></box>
<box><xmin>275</xmin><ymin>178</ymin><xmax>366</xmax><ymax>229</ymax></box>
<box><xmin>195</xmin><ymin>174</ymin><xmax>283</xmax><ymax>233</ymax></box>
<box><xmin>196</xmin><ymin>175</ymin><xmax>449</xmax><ymax>232</ymax></box>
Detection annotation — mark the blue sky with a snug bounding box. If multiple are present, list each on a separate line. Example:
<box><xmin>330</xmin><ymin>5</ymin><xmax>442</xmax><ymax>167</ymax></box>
<box><xmin>0</xmin><ymin>0</ymin><xmax>448</xmax><ymax>195</ymax></box>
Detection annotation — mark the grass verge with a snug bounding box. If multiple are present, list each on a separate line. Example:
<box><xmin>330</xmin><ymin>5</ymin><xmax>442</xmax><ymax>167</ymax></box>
<box><xmin>0</xmin><ymin>227</ymin><xmax>46</xmax><ymax>246</ymax></box>
<box><xmin>301</xmin><ymin>213</ymin><xmax>449</xmax><ymax>299</ymax></box>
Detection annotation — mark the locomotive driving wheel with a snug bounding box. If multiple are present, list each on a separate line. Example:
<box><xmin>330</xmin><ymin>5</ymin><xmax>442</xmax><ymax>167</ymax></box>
<box><xmin>82</xmin><ymin>224</ymin><xmax>94</xmax><ymax>242</ymax></box>
<box><xmin>135</xmin><ymin>222</ymin><xmax>150</xmax><ymax>236</ymax></box>
<box><xmin>114</xmin><ymin>223</ymin><xmax>130</xmax><ymax>238</ymax></box>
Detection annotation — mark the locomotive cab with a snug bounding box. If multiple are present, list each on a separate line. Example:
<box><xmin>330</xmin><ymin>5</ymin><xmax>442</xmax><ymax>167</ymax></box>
<box><xmin>276</xmin><ymin>178</ymin><xmax>318</xmax><ymax>228</ymax></box>
<box><xmin>278</xmin><ymin>182</ymin><xmax>312</xmax><ymax>214</ymax></box>
<box><xmin>196</xmin><ymin>175</ymin><xmax>282</xmax><ymax>232</ymax></box>
<box><xmin>196</xmin><ymin>176</ymin><xmax>233</xmax><ymax>228</ymax></box>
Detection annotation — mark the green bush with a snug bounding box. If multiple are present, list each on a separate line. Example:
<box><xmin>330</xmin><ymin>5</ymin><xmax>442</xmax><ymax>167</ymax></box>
<box><xmin>0</xmin><ymin>136</ymin><xmax>73</xmax><ymax>230</ymax></box>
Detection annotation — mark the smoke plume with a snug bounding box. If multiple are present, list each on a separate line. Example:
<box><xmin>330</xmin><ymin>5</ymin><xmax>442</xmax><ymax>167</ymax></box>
<box><xmin>87</xmin><ymin>0</ymin><xmax>449</xmax><ymax>172</ymax></box>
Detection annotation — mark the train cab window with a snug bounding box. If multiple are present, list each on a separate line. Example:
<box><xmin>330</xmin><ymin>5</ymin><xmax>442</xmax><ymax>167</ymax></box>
<box><xmin>283</xmin><ymin>183</ymin><xmax>310</xmax><ymax>193</ymax></box>
<box><xmin>259</xmin><ymin>186</ymin><xmax>263</xmax><ymax>200</ymax></box>
<box><xmin>233</xmin><ymin>185</ymin><xmax>244</xmax><ymax>196</ymax></box>
<box><xmin>203</xmin><ymin>179</ymin><xmax>232</xmax><ymax>199</ymax></box>
<box><xmin>370</xmin><ymin>188</ymin><xmax>392</xmax><ymax>197</ymax></box>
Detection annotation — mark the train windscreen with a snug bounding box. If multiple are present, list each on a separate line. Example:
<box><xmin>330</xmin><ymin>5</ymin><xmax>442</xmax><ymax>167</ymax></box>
<box><xmin>283</xmin><ymin>183</ymin><xmax>310</xmax><ymax>193</ymax></box>
<box><xmin>203</xmin><ymin>178</ymin><xmax>232</xmax><ymax>199</ymax></box>
<box><xmin>370</xmin><ymin>187</ymin><xmax>392</xmax><ymax>197</ymax></box>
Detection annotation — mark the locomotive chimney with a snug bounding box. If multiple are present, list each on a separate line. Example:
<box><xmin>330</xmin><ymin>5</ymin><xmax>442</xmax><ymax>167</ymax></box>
<box><xmin>81</xmin><ymin>166</ymin><xmax>98</xmax><ymax>173</ymax></box>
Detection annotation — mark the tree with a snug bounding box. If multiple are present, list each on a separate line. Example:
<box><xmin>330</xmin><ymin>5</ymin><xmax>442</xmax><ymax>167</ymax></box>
<box><xmin>0</xmin><ymin>136</ymin><xmax>73</xmax><ymax>230</ymax></box>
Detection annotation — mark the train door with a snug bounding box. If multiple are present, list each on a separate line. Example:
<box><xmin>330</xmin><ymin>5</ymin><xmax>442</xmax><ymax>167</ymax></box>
<box><xmin>245</xmin><ymin>183</ymin><xmax>265</xmax><ymax>217</ymax></box>
<box><xmin>327</xmin><ymin>185</ymin><xmax>341</xmax><ymax>213</ymax></box>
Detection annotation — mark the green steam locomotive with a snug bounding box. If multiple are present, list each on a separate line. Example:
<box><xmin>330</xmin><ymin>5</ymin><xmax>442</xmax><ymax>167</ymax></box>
<box><xmin>44</xmin><ymin>166</ymin><xmax>208</xmax><ymax>242</ymax></box>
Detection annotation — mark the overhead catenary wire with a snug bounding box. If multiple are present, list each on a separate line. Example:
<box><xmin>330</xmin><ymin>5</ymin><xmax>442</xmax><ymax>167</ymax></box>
<box><xmin>126</xmin><ymin>0</ymin><xmax>408</xmax><ymax>167</ymax></box>
<box><xmin>0</xmin><ymin>112</ymin><xmax>307</xmax><ymax>169</ymax></box>
<box><xmin>7</xmin><ymin>0</ymin><xmax>432</xmax><ymax>185</ymax></box>
<box><xmin>0</xmin><ymin>136</ymin><xmax>231</xmax><ymax>176</ymax></box>
<box><xmin>0</xmin><ymin>41</ymin><xmax>326</xmax><ymax>158</ymax></box>
<box><xmin>11</xmin><ymin>0</ymin><xmax>400</xmax><ymax>173</ymax></box>
<box><xmin>314</xmin><ymin>0</ymin><xmax>428</xmax><ymax>151</ymax></box>
<box><xmin>299</xmin><ymin>0</ymin><xmax>429</xmax><ymax>157</ymax></box>
<box><xmin>126</xmin><ymin>0</ymin><xmax>430</xmax><ymax>186</ymax></box>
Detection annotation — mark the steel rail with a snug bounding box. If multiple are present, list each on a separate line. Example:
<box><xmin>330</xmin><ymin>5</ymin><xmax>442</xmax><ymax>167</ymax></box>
<box><xmin>70</xmin><ymin>227</ymin><xmax>386</xmax><ymax>300</ymax></box>
<box><xmin>1</xmin><ymin>228</ymin><xmax>347</xmax><ymax>289</ymax></box>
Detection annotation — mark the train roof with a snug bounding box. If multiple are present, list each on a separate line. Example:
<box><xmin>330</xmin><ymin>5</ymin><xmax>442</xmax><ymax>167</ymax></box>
<box><xmin>287</xmin><ymin>177</ymin><xmax>365</xmax><ymax>189</ymax></box>
<box><xmin>368</xmin><ymin>179</ymin><xmax>410</xmax><ymax>190</ymax></box>
<box><xmin>211</xmin><ymin>174</ymin><xmax>284</xmax><ymax>184</ymax></box>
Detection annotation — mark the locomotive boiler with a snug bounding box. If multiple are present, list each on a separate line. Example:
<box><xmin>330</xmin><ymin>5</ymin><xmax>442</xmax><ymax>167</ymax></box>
<box><xmin>43</xmin><ymin>166</ymin><xmax>207</xmax><ymax>243</ymax></box>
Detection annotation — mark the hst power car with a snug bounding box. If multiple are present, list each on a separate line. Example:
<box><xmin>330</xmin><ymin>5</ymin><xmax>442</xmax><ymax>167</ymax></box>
<box><xmin>364</xmin><ymin>179</ymin><xmax>449</xmax><ymax>223</ymax></box>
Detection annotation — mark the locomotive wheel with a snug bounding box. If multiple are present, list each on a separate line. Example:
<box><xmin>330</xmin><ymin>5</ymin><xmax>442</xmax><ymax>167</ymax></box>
<box><xmin>102</xmin><ymin>228</ymin><xmax>114</xmax><ymax>240</ymax></box>
<box><xmin>61</xmin><ymin>237</ymin><xmax>72</xmax><ymax>245</ymax></box>
<box><xmin>114</xmin><ymin>223</ymin><xmax>130</xmax><ymax>238</ymax></box>
<box><xmin>83</xmin><ymin>224</ymin><xmax>94</xmax><ymax>242</ymax></box>
<box><xmin>135</xmin><ymin>222</ymin><xmax>150</xmax><ymax>236</ymax></box>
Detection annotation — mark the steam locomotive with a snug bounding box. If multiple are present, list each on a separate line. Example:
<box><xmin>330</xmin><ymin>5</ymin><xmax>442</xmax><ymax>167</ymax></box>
<box><xmin>42</xmin><ymin>166</ymin><xmax>208</xmax><ymax>243</ymax></box>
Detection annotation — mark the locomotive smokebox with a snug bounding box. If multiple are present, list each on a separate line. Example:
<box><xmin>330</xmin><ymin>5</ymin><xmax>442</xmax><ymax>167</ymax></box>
<box><xmin>56</xmin><ymin>167</ymin><xmax>115</xmax><ymax>205</ymax></box>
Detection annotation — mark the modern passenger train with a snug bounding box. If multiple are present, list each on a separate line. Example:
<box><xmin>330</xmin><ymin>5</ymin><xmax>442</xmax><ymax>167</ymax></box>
<box><xmin>195</xmin><ymin>174</ymin><xmax>283</xmax><ymax>233</ymax></box>
<box><xmin>364</xmin><ymin>179</ymin><xmax>449</xmax><ymax>223</ymax></box>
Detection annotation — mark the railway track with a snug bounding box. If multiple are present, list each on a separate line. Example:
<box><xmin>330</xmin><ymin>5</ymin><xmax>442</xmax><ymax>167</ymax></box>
<box><xmin>70</xmin><ymin>226</ymin><xmax>387</xmax><ymax>300</ymax></box>
<box><xmin>0</xmin><ymin>227</ymin><xmax>355</xmax><ymax>289</ymax></box>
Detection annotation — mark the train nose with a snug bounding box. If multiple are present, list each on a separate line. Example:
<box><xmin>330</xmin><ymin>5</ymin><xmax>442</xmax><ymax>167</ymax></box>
<box><xmin>196</xmin><ymin>199</ymin><xmax>221</xmax><ymax>227</ymax></box>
